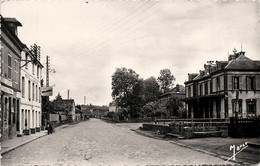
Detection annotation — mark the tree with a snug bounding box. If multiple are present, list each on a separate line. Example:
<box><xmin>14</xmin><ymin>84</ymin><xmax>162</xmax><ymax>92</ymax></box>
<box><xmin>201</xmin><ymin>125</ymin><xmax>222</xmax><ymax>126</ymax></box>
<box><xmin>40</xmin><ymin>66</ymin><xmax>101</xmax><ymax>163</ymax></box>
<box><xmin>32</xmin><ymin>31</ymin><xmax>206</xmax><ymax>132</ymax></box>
<box><xmin>157</xmin><ymin>68</ymin><xmax>176</xmax><ymax>92</ymax></box>
<box><xmin>54</xmin><ymin>93</ymin><xmax>62</xmax><ymax>101</ymax></box>
<box><xmin>111</xmin><ymin>67</ymin><xmax>143</xmax><ymax>118</ymax></box>
<box><xmin>142</xmin><ymin>77</ymin><xmax>160</xmax><ymax>103</ymax></box>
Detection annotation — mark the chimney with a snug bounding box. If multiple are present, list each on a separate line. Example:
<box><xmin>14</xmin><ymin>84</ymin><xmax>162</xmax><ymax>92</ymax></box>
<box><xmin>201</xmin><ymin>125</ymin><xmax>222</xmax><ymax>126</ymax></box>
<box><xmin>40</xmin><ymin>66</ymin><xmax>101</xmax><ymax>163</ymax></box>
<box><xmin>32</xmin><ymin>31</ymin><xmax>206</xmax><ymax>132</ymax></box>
<box><xmin>176</xmin><ymin>84</ymin><xmax>180</xmax><ymax>92</ymax></box>
<box><xmin>67</xmin><ymin>89</ymin><xmax>70</xmax><ymax>99</ymax></box>
<box><xmin>4</xmin><ymin>18</ymin><xmax>22</xmax><ymax>36</ymax></box>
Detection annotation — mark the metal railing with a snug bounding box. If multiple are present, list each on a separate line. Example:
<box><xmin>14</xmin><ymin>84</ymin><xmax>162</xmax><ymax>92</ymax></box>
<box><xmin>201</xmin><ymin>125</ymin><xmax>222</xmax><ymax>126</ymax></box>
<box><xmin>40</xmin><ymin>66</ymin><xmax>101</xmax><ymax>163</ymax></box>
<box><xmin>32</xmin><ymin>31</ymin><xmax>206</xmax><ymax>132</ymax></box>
<box><xmin>154</xmin><ymin>118</ymin><xmax>230</xmax><ymax>133</ymax></box>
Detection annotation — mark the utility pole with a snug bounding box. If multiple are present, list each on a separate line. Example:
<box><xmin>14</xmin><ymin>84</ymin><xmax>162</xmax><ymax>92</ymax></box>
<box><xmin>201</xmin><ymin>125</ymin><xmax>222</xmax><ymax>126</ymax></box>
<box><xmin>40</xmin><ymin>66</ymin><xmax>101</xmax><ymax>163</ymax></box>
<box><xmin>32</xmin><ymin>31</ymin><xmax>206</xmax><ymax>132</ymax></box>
<box><xmin>46</xmin><ymin>56</ymin><xmax>50</xmax><ymax>87</ymax></box>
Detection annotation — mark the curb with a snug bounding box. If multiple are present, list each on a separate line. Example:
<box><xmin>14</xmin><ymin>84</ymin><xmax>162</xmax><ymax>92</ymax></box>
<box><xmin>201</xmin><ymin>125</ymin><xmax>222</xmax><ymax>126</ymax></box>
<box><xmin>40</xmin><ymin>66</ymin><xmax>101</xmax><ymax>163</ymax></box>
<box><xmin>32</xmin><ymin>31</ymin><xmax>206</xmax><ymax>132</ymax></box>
<box><xmin>1</xmin><ymin>124</ymin><xmax>71</xmax><ymax>156</ymax></box>
<box><xmin>1</xmin><ymin>133</ymin><xmax>47</xmax><ymax>155</ymax></box>
<box><xmin>132</xmin><ymin>129</ymin><xmax>251</xmax><ymax>165</ymax></box>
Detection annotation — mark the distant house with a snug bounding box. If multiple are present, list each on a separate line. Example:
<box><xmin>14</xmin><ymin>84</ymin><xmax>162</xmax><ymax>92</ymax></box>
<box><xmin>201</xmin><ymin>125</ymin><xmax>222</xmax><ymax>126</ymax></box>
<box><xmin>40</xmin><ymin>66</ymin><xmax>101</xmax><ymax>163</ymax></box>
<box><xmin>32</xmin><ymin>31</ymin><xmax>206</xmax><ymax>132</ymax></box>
<box><xmin>53</xmin><ymin>99</ymin><xmax>76</xmax><ymax>122</ymax></box>
<box><xmin>109</xmin><ymin>101</ymin><xmax>122</xmax><ymax>113</ymax></box>
<box><xmin>158</xmin><ymin>84</ymin><xmax>186</xmax><ymax>118</ymax></box>
<box><xmin>80</xmin><ymin>105</ymin><xmax>91</xmax><ymax>120</ymax></box>
<box><xmin>109</xmin><ymin>101</ymin><xmax>118</xmax><ymax>112</ymax></box>
<box><xmin>75</xmin><ymin>107</ymin><xmax>82</xmax><ymax>122</ymax></box>
<box><xmin>184</xmin><ymin>49</ymin><xmax>260</xmax><ymax>119</ymax></box>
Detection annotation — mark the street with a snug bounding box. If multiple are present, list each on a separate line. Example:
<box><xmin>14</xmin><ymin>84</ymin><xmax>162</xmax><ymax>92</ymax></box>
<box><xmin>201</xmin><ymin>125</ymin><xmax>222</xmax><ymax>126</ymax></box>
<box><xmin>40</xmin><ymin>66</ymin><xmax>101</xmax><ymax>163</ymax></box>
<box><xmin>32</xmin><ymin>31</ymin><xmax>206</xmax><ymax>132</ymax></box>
<box><xmin>2</xmin><ymin>118</ymin><xmax>226</xmax><ymax>165</ymax></box>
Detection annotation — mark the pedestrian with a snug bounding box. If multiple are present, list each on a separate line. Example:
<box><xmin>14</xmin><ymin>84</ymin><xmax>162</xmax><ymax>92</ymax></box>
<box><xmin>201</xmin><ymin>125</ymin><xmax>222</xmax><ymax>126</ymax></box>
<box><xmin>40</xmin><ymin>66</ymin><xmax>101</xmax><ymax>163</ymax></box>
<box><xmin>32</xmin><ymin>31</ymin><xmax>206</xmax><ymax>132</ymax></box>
<box><xmin>47</xmin><ymin>123</ymin><xmax>50</xmax><ymax>134</ymax></box>
<box><xmin>49</xmin><ymin>123</ymin><xmax>53</xmax><ymax>134</ymax></box>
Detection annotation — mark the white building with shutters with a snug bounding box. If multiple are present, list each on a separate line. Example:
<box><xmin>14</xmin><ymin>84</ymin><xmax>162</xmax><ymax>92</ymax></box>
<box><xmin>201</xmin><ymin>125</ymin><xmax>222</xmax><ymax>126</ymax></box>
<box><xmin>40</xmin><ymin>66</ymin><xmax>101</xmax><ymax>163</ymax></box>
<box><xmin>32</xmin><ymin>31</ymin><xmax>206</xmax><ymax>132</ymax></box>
<box><xmin>19</xmin><ymin>45</ymin><xmax>43</xmax><ymax>135</ymax></box>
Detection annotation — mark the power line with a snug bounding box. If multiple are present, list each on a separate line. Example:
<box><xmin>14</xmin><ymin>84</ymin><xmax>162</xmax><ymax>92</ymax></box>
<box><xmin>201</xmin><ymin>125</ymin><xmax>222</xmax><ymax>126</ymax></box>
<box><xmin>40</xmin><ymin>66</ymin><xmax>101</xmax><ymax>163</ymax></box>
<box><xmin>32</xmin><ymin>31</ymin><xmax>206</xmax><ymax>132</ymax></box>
<box><xmin>63</xmin><ymin>1</ymin><xmax>162</xmax><ymax>60</ymax></box>
<box><xmin>62</xmin><ymin>1</ymin><xmax>158</xmax><ymax>60</ymax></box>
<box><xmin>68</xmin><ymin>1</ymin><xmax>169</xmax><ymax>58</ymax></box>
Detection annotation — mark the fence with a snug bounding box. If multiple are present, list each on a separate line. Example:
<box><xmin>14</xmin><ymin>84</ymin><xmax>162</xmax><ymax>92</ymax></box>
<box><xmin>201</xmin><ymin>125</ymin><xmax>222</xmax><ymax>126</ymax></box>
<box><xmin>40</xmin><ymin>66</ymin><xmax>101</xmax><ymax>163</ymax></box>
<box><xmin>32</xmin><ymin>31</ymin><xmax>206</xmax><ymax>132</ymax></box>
<box><xmin>229</xmin><ymin>117</ymin><xmax>259</xmax><ymax>137</ymax></box>
<box><xmin>153</xmin><ymin>118</ymin><xmax>229</xmax><ymax>138</ymax></box>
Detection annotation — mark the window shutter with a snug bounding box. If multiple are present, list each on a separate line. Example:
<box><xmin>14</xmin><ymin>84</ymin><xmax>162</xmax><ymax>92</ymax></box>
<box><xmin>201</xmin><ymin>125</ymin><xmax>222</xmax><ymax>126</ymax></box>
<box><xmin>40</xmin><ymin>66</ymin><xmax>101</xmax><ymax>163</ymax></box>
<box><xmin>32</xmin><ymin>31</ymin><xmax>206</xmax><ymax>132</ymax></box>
<box><xmin>246</xmin><ymin>76</ymin><xmax>248</xmax><ymax>91</ymax></box>
<box><xmin>253</xmin><ymin>77</ymin><xmax>256</xmax><ymax>90</ymax></box>
<box><xmin>232</xmin><ymin>76</ymin><xmax>234</xmax><ymax>90</ymax></box>
<box><xmin>239</xmin><ymin>76</ymin><xmax>242</xmax><ymax>90</ymax></box>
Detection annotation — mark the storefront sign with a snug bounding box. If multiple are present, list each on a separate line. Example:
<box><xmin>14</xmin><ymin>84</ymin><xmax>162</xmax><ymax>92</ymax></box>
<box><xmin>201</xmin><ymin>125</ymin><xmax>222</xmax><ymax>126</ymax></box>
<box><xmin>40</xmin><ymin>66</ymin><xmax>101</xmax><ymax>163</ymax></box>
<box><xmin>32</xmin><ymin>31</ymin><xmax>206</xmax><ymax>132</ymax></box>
<box><xmin>1</xmin><ymin>86</ymin><xmax>13</xmax><ymax>95</ymax></box>
<box><xmin>1</xmin><ymin>77</ymin><xmax>12</xmax><ymax>87</ymax></box>
<box><xmin>41</xmin><ymin>87</ymin><xmax>53</xmax><ymax>96</ymax></box>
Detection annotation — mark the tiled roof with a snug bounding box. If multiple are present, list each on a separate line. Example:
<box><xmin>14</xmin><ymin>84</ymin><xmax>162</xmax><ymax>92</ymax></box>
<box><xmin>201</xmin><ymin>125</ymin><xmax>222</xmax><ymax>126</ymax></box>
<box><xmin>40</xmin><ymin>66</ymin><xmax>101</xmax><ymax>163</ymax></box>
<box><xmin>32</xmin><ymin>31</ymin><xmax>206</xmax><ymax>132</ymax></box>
<box><xmin>225</xmin><ymin>55</ymin><xmax>260</xmax><ymax>70</ymax></box>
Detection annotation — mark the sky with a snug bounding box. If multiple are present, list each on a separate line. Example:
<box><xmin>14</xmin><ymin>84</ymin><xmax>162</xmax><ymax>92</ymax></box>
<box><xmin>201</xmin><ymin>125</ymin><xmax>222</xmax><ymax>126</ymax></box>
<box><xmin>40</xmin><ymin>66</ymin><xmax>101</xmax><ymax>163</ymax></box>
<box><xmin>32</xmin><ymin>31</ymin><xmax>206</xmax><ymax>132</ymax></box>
<box><xmin>2</xmin><ymin>0</ymin><xmax>260</xmax><ymax>106</ymax></box>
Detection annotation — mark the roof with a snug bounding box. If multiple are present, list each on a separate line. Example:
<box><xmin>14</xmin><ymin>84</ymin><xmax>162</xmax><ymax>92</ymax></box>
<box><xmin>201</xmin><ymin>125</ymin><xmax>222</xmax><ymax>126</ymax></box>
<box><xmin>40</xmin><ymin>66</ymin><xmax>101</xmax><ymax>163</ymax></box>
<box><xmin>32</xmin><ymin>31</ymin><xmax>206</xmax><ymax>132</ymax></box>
<box><xmin>186</xmin><ymin>52</ymin><xmax>260</xmax><ymax>83</ymax></box>
<box><xmin>159</xmin><ymin>91</ymin><xmax>185</xmax><ymax>98</ymax></box>
<box><xmin>225</xmin><ymin>55</ymin><xmax>260</xmax><ymax>70</ymax></box>
<box><xmin>4</xmin><ymin>17</ymin><xmax>22</xmax><ymax>26</ymax></box>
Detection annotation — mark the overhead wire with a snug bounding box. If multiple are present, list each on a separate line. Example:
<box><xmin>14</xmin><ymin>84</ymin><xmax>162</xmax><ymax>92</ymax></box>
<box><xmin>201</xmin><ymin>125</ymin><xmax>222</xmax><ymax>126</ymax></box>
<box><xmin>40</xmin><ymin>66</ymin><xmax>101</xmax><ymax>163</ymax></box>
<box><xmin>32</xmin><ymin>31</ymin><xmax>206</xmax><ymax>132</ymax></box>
<box><xmin>61</xmin><ymin>1</ymin><xmax>154</xmax><ymax>60</ymax></box>
<box><xmin>62</xmin><ymin>1</ymin><xmax>159</xmax><ymax>60</ymax></box>
<box><xmin>71</xmin><ymin>1</ymin><xmax>170</xmax><ymax>58</ymax></box>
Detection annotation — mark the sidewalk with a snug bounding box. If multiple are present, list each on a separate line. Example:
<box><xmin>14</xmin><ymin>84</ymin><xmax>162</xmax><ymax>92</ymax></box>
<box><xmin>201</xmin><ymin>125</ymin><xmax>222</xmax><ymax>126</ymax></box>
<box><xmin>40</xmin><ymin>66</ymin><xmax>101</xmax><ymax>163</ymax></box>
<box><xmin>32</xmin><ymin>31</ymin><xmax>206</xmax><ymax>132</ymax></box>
<box><xmin>133</xmin><ymin>129</ymin><xmax>260</xmax><ymax>165</ymax></box>
<box><xmin>1</xmin><ymin>124</ymin><xmax>70</xmax><ymax>155</ymax></box>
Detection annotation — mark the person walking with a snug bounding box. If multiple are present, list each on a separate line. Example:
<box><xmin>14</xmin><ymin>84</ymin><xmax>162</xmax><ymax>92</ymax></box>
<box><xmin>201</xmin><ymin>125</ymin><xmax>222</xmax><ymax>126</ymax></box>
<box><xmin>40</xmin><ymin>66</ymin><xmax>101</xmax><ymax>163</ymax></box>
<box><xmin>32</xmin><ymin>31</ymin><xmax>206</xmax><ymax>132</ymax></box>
<box><xmin>47</xmin><ymin>123</ymin><xmax>50</xmax><ymax>134</ymax></box>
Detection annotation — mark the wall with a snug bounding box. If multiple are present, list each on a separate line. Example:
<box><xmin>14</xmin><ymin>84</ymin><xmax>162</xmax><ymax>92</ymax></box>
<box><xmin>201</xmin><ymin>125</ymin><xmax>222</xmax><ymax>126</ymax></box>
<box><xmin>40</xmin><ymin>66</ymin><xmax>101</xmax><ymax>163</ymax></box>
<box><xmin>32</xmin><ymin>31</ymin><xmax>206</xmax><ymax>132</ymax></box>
<box><xmin>19</xmin><ymin>50</ymin><xmax>42</xmax><ymax>134</ymax></box>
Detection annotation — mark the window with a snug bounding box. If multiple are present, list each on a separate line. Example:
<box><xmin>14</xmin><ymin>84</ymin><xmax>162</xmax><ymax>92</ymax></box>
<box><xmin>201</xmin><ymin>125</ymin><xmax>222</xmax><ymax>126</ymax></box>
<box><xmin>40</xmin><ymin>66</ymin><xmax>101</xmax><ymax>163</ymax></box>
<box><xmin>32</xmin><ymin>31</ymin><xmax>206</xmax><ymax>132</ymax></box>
<box><xmin>8</xmin><ymin>55</ymin><xmax>12</xmax><ymax>79</ymax></box>
<box><xmin>205</xmin><ymin>83</ymin><xmax>208</xmax><ymax>95</ymax></box>
<box><xmin>233</xmin><ymin>76</ymin><xmax>239</xmax><ymax>90</ymax></box>
<box><xmin>188</xmin><ymin>86</ymin><xmax>191</xmax><ymax>97</ymax></box>
<box><xmin>210</xmin><ymin>81</ymin><xmax>213</xmax><ymax>94</ymax></box>
<box><xmin>199</xmin><ymin>84</ymin><xmax>202</xmax><ymax>96</ymax></box>
<box><xmin>22</xmin><ymin>77</ymin><xmax>25</xmax><ymax>97</ymax></box>
<box><xmin>25</xmin><ymin>54</ymin><xmax>28</xmax><ymax>69</ymax></box>
<box><xmin>216</xmin><ymin>77</ymin><xmax>220</xmax><ymax>91</ymax></box>
<box><xmin>37</xmin><ymin>65</ymin><xmax>39</xmax><ymax>78</ymax></box>
<box><xmin>32</xmin><ymin>83</ymin><xmax>35</xmax><ymax>101</ymax></box>
<box><xmin>28</xmin><ymin>80</ymin><xmax>31</xmax><ymax>100</ymax></box>
<box><xmin>246</xmin><ymin>99</ymin><xmax>256</xmax><ymax>117</ymax></box>
<box><xmin>39</xmin><ymin>87</ymin><xmax>41</xmax><ymax>103</ymax></box>
<box><xmin>32</xmin><ymin>63</ymin><xmax>35</xmax><ymax>75</ymax></box>
<box><xmin>247</xmin><ymin>76</ymin><xmax>255</xmax><ymax>90</ymax></box>
<box><xmin>36</xmin><ymin>85</ymin><xmax>38</xmax><ymax>102</ymax></box>
<box><xmin>14</xmin><ymin>60</ymin><xmax>18</xmax><ymax>83</ymax></box>
<box><xmin>232</xmin><ymin>99</ymin><xmax>242</xmax><ymax>116</ymax></box>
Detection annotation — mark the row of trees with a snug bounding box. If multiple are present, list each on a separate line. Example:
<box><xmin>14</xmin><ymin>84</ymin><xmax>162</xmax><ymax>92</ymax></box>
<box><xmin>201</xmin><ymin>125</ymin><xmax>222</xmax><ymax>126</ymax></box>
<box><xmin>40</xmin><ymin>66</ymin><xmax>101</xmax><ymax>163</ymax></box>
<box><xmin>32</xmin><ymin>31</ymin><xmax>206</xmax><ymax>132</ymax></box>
<box><xmin>111</xmin><ymin>67</ymin><xmax>179</xmax><ymax>119</ymax></box>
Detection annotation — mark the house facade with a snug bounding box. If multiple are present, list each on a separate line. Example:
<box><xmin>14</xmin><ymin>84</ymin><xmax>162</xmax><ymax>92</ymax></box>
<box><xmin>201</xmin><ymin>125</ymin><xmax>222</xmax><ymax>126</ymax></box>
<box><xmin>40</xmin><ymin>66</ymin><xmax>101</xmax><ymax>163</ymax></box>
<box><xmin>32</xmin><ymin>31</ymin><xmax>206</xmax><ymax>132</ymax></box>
<box><xmin>109</xmin><ymin>101</ymin><xmax>120</xmax><ymax>113</ymax></box>
<box><xmin>53</xmin><ymin>99</ymin><xmax>76</xmax><ymax>122</ymax></box>
<box><xmin>184</xmin><ymin>49</ymin><xmax>260</xmax><ymax>119</ymax></box>
<box><xmin>19</xmin><ymin>45</ymin><xmax>43</xmax><ymax>135</ymax></box>
<box><xmin>0</xmin><ymin>16</ymin><xmax>24</xmax><ymax>141</ymax></box>
<box><xmin>158</xmin><ymin>84</ymin><xmax>186</xmax><ymax>118</ymax></box>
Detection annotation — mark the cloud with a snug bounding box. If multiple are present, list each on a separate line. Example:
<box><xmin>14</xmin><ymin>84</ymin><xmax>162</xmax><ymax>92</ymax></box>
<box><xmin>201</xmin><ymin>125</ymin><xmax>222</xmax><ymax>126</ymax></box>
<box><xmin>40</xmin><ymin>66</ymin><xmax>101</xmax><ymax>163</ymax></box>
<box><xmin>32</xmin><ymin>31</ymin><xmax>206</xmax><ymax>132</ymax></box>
<box><xmin>3</xmin><ymin>1</ymin><xmax>259</xmax><ymax>105</ymax></box>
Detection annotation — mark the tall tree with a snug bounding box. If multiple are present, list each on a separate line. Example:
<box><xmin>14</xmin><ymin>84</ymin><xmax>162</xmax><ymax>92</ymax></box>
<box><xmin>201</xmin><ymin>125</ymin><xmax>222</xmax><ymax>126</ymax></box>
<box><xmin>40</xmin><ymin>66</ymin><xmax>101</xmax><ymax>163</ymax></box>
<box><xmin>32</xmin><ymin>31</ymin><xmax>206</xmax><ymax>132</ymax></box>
<box><xmin>157</xmin><ymin>68</ymin><xmax>176</xmax><ymax>92</ymax></box>
<box><xmin>54</xmin><ymin>93</ymin><xmax>62</xmax><ymax>101</ymax></box>
<box><xmin>142</xmin><ymin>77</ymin><xmax>160</xmax><ymax>103</ymax></box>
<box><xmin>111</xmin><ymin>67</ymin><xmax>143</xmax><ymax>118</ymax></box>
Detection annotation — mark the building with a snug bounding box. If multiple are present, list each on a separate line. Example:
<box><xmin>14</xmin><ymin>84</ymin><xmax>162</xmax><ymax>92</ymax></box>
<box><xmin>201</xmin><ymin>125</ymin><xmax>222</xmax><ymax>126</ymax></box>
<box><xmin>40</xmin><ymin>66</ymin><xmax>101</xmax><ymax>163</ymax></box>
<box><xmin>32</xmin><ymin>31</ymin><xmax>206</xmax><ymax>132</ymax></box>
<box><xmin>19</xmin><ymin>45</ymin><xmax>43</xmax><ymax>135</ymax></box>
<box><xmin>0</xmin><ymin>16</ymin><xmax>24</xmax><ymax>141</ymax></box>
<box><xmin>109</xmin><ymin>101</ymin><xmax>120</xmax><ymax>113</ymax></box>
<box><xmin>52</xmin><ymin>99</ymin><xmax>76</xmax><ymax>122</ymax></box>
<box><xmin>184</xmin><ymin>49</ymin><xmax>260</xmax><ymax>119</ymax></box>
<box><xmin>158</xmin><ymin>84</ymin><xmax>186</xmax><ymax>118</ymax></box>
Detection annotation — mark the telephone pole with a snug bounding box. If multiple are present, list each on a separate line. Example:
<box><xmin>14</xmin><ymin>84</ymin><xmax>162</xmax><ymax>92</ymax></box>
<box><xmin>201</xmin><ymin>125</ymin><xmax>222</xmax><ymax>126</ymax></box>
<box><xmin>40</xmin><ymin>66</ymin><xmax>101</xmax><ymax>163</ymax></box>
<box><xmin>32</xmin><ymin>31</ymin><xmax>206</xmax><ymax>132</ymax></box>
<box><xmin>46</xmin><ymin>56</ymin><xmax>50</xmax><ymax>87</ymax></box>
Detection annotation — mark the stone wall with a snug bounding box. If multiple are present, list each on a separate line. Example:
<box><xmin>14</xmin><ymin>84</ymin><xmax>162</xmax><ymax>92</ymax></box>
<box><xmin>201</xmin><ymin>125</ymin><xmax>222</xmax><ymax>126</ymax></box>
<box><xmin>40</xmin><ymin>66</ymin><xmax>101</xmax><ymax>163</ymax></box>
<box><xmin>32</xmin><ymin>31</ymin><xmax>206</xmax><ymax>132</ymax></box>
<box><xmin>142</xmin><ymin>123</ymin><xmax>170</xmax><ymax>134</ymax></box>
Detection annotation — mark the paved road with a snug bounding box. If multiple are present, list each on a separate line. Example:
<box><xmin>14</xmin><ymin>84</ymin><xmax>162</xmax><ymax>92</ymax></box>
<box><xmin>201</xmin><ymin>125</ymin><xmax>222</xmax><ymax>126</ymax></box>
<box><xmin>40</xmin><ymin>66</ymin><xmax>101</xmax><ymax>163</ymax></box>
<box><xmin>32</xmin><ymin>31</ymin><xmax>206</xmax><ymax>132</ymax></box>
<box><xmin>2</xmin><ymin>118</ymin><xmax>226</xmax><ymax>165</ymax></box>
